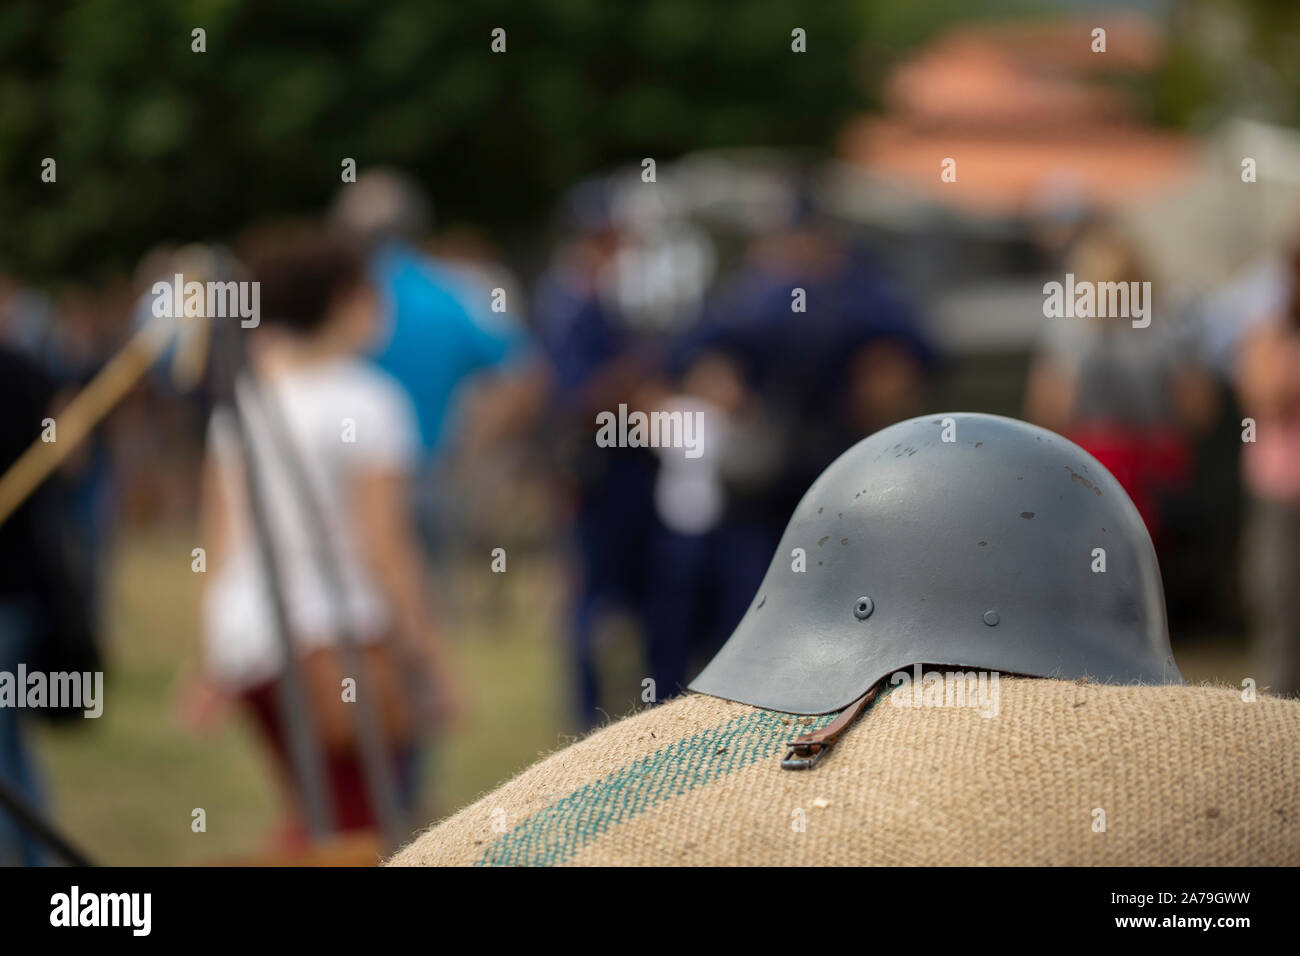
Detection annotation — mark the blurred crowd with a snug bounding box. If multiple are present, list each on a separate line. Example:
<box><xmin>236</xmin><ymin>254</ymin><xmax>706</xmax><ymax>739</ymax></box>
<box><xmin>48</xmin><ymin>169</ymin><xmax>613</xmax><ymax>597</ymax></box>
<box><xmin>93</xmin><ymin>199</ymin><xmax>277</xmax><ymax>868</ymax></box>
<box><xmin>5</xmin><ymin>160</ymin><xmax>1300</xmax><ymax>862</ymax></box>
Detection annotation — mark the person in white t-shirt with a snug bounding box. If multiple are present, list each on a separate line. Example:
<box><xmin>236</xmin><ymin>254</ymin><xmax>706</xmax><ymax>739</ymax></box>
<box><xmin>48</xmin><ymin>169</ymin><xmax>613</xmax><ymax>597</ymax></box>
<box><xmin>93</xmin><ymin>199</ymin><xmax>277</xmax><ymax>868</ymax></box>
<box><xmin>184</xmin><ymin>223</ymin><xmax>462</xmax><ymax>842</ymax></box>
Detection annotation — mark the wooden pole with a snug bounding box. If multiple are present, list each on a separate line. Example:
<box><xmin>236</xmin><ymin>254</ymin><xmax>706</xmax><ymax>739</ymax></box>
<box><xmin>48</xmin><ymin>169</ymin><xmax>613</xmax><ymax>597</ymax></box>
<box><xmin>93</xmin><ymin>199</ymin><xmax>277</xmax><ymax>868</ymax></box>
<box><xmin>0</xmin><ymin>312</ymin><xmax>175</xmax><ymax>528</ymax></box>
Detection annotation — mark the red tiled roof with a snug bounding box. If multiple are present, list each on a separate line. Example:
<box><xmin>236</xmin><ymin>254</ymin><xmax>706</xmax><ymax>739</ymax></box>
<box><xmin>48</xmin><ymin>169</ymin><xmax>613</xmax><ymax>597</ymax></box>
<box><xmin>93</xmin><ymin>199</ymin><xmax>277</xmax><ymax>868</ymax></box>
<box><xmin>843</xmin><ymin>14</ymin><xmax>1194</xmax><ymax>214</ymax></box>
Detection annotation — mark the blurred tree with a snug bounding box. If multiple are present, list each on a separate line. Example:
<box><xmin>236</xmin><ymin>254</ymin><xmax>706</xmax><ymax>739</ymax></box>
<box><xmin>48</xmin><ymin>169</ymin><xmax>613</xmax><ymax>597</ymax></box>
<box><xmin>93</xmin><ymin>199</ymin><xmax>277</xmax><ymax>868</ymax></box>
<box><xmin>0</xmin><ymin>0</ymin><xmax>863</xmax><ymax>281</ymax></box>
<box><xmin>1154</xmin><ymin>0</ymin><xmax>1300</xmax><ymax>128</ymax></box>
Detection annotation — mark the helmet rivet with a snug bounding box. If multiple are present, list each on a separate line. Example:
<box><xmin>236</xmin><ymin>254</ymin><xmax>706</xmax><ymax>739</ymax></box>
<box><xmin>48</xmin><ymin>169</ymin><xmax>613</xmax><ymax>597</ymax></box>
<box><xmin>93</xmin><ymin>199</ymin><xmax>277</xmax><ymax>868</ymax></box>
<box><xmin>983</xmin><ymin>610</ymin><xmax>1000</xmax><ymax>626</ymax></box>
<box><xmin>854</xmin><ymin>596</ymin><xmax>874</xmax><ymax>620</ymax></box>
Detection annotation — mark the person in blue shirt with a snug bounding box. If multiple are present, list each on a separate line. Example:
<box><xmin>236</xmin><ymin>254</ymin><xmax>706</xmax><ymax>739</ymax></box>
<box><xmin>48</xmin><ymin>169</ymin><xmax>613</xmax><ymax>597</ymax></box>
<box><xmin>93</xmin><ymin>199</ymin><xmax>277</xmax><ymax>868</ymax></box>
<box><xmin>330</xmin><ymin>172</ymin><xmax>545</xmax><ymax>813</ymax></box>
<box><xmin>332</xmin><ymin>170</ymin><xmax>544</xmax><ymax>554</ymax></box>
<box><xmin>369</xmin><ymin>243</ymin><xmax>531</xmax><ymax>455</ymax></box>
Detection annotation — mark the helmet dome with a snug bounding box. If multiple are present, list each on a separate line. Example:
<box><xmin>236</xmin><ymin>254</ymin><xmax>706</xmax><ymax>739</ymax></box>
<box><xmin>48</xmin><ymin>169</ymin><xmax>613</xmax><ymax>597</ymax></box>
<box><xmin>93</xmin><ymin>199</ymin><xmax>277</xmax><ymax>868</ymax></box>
<box><xmin>690</xmin><ymin>412</ymin><xmax>1182</xmax><ymax>714</ymax></box>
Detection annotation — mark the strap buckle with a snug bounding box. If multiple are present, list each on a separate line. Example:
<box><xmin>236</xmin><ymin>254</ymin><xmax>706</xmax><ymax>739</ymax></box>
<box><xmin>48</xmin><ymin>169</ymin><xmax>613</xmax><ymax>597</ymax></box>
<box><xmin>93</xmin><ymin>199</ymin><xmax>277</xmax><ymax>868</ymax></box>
<box><xmin>778</xmin><ymin>684</ymin><xmax>880</xmax><ymax>771</ymax></box>
<box><xmin>781</xmin><ymin>741</ymin><xmax>829</xmax><ymax>771</ymax></box>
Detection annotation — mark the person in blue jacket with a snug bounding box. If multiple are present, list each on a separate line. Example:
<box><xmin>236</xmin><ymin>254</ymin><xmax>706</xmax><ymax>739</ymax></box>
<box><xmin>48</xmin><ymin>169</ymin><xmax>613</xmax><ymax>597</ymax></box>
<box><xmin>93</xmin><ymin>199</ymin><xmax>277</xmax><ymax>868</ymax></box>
<box><xmin>532</xmin><ymin>177</ymin><xmax>670</xmax><ymax>729</ymax></box>
<box><xmin>646</xmin><ymin>201</ymin><xmax>939</xmax><ymax>701</ymax></box>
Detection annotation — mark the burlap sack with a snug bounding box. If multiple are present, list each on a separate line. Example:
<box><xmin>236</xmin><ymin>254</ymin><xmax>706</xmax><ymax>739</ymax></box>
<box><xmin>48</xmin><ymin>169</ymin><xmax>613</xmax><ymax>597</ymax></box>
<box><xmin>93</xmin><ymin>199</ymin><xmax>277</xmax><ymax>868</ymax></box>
<box><xmin>388</xmin><ymin>677</ymin><xmax>1300</xmax><ymax>866</ymax></box>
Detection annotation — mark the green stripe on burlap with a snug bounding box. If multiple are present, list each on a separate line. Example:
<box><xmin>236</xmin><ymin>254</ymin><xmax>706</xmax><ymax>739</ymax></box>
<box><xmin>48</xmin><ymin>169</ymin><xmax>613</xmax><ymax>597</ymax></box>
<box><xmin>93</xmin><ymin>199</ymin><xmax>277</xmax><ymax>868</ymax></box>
<box><xmin>475</xmin><ymin>707</ymin><xmax>835</xmax><ymax>866</ymax></box>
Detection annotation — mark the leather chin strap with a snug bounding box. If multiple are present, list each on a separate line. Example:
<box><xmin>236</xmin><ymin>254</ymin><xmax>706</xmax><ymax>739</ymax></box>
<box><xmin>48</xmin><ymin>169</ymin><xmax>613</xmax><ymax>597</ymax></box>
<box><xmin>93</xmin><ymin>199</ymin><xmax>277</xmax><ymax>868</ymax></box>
<box><xmin>781</xmin><ymin>682</ymin><xmax>880</xmax><ymax>770</ymax></box>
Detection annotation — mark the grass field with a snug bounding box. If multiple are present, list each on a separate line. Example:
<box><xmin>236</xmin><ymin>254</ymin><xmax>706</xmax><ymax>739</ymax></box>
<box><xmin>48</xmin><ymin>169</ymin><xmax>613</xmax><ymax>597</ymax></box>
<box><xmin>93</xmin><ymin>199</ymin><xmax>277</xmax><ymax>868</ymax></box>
<box><xmin>31</xmin><ymin>528</ymin><xmax>1249</xmax><ymax>865</ymax></box>
<box><xmin>32</xmin><ymin>528</ymin><xmax>646</xmax><ymax>865</ymax></box>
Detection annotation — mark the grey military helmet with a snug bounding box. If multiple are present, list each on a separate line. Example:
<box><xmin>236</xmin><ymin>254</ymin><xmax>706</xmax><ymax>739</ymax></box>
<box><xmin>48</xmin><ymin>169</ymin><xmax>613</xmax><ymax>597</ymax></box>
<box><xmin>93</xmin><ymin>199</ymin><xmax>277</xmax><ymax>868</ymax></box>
<box><xmin>689</xmin><ymin>412</ymin><xmax>1183</xmax><ymax>715</ymax></box>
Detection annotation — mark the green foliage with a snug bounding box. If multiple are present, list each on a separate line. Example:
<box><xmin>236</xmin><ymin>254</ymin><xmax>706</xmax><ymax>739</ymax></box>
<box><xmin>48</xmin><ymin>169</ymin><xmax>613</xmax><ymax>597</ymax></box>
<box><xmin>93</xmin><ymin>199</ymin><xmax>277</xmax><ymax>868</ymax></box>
<box><xmin>1153</xmin><ymin>0</ymin><xmax>1300</xmax><ymax>128</ymax></box>
<box><xmin>0</xmin><ymin>0</ymin><xmax>863</xmax><ymax>281</ymax></box>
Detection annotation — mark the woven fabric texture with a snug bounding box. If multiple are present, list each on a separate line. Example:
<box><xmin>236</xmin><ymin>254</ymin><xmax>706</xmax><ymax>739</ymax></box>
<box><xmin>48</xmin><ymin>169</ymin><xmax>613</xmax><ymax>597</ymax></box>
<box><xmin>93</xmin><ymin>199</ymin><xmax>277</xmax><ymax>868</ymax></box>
<box><xmin>389</xmin><ymin>677</ymin><xmax>1300</xmax><ymax>866</ymax></box>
